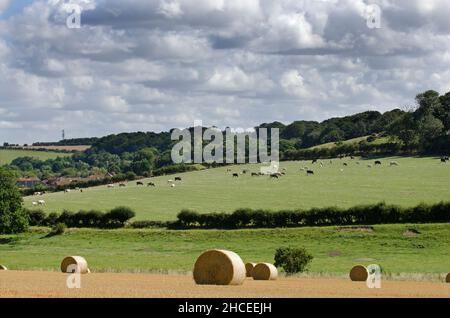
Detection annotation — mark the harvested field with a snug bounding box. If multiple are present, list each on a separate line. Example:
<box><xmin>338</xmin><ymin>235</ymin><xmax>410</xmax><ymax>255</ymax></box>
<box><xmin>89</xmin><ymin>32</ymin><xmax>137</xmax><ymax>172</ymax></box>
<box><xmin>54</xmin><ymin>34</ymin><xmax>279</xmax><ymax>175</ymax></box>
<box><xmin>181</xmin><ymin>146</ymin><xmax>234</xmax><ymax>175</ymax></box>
<box><xmin>0</xmin><ymin>271</ymin><xmax>450</xmax><ymax>298</ymax></box>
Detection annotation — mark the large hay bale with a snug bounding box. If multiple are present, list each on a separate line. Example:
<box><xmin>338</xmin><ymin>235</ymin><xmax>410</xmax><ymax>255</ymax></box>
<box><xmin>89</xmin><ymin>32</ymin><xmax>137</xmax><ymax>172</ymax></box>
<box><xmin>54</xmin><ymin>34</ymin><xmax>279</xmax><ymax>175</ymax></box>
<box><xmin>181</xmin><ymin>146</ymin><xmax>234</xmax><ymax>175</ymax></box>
<box><xmin>193</xmin><ymin>249</ymin><xmax>246</xmax><ymax>285</ymax></box>
<box><xmin>252</xmin><ymin>263</ymin><xmax>278</xmax><ymax>281</ymax></box>
<box><xmin>446</xmin><ymin>273</ymin><xmax>450</xmax><ymax>283</ymax></box>
<box><xmin>61</xmin><ymin>256</ymin><xmax>89</xmax><ymax>274</ymax></box>
<box><xmin>0</xmin><ymin>265</ymin><xmax>7</xmax><ymax>271</ymax></box>
<box><xmin>245</xmin><ymin>263</ymin><xmax>256</xmax><ymax>277</ymax></box>
<box><xmin>350</xmin><ymin>265</ymin><xmax>368</xmax><ymax>281</ymax></box>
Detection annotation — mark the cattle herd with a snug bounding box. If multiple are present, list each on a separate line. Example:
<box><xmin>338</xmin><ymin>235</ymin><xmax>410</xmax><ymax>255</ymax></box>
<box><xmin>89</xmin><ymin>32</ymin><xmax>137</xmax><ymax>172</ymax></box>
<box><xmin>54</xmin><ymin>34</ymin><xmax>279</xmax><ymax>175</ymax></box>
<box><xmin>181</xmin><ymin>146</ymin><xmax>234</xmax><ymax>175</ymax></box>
<box><xmin>30</xmin><ymin>156</ymin><xmax>448</xmax><ymax>205</ymax></box>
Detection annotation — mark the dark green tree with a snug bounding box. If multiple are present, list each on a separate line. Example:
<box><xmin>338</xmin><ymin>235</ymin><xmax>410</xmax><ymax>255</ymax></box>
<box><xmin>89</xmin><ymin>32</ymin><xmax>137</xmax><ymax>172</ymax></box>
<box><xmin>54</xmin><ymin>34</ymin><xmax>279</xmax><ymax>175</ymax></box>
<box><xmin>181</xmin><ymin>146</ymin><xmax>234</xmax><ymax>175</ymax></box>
<box><xmin>0</xmin><ymin>168</ymin><xmax>28</xmax><ymax>234</ymax></box>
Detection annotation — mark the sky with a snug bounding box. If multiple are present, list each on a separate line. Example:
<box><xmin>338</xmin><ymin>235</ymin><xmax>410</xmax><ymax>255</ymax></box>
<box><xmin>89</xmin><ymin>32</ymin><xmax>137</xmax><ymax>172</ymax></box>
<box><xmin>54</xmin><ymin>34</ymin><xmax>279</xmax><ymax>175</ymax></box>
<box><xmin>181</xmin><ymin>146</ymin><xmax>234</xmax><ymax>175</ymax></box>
<box><xmin>0</xmin><ymin>0</ymin><xmax>450</xmax><ymax>144</ymax></box>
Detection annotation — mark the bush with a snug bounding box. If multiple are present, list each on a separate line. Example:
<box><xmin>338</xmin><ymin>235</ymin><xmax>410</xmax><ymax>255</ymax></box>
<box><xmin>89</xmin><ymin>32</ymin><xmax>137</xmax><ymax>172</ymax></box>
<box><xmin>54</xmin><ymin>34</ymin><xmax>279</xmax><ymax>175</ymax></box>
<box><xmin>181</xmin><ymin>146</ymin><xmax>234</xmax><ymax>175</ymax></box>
<box><xmin>274</xmin><ymin>247</ymin><xmax>314</xmax><ymax>275</ymax></box>
<box><xmin>49</xmin><ymin>223</ymin><xmax>66</xmax><ymax>236</ymax></box>
<box><xmin>46</xmin><ymin>212</ymin><xmax>59</xmax><ymax>226</ymax></box>
<box><xmin>27</xmin><ymin>209</ymin><xmax>47</xmax><ymax>226</ymax></box>
<box><xmin>103</xmin><ymin>206</ymin><xmax>136</xmax><ymax>228</ymax></box>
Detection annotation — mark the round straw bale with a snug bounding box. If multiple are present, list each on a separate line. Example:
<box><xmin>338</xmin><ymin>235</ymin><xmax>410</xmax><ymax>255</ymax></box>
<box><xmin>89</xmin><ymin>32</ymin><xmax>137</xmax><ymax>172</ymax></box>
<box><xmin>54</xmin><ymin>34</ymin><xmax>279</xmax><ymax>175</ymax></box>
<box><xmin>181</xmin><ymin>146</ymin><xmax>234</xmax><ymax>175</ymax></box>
<box><xmin>0</xmin><ymin>264</ymin><xmax>7</xmax><ymax>270</ymax></box>
<box><xmin>350</xmin><ymin>265</ymin><xmax>368</xmax><ymax>281</ymax></box>
<box><xmin>193</xmin><ymin>249</ymin><xmax>246</xmax><ymax>285</ymax></box>
<box><xmin>446</xmin><ymin>273</ymin><xmax>450</xmax><ymax>283</ymax></box>
<box><xmin>245</xmin><ymin>263</ymin><xmax>256</xmax><ymax>277</ymax></box>
<box><xmin>61</xmin><ymin>256</ymin><xmax>89</xmax><ymax>274</ymax></box>
<box><xmin>252</xmin><ymin>263</ymin><xmax>278</xmax><ymax>280</ymax></box>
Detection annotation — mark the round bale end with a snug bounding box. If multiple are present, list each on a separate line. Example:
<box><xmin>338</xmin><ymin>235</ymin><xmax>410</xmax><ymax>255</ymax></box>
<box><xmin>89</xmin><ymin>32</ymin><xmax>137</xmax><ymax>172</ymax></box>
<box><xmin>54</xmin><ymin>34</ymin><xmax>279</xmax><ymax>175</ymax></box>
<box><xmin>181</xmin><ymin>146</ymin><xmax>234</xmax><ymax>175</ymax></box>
<box><xmin>193</xmin><ymin>249</ymin><xmax>246</xmax><ymax>286</ymax></box>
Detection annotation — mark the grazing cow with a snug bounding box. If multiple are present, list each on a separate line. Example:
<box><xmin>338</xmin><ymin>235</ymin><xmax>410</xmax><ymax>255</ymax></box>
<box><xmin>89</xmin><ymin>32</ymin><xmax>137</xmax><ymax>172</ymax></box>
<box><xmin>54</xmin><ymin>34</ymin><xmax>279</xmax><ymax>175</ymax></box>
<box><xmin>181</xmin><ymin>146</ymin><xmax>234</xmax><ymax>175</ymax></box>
<box><xmin>171</xmin><ymin>183</ymin><xmax>176</xmax><ymax>188</ymax></box>
<box><xmin>312</xmin><ymin>159</ymin><xmax>318</xmax><ymax>164</ymax></box>
<box><xmin>270</xmin><ymin>174</ymin><xmax>279</xmax><ymax>179</ymax></box>
<box><xmin>148</xmin><ymin>182</ymin><xmax>156</xmax><ymax>187</ymax></box>
<box><xmin>441</xmin><ymin>158</ymin><xmax>447</xmax><ymax>163</ymax></box>
<box><xmin>175</xmin><ymin>177</ymin><xmax>182</xmax><ymax>181</ymax></box>
<box><xmin>65</xmin><ymin>189</ymin><xmax>71</xmax><ymax>193</ymax></box>
<box><xmin>107</xmin><ymin>184</ymin><xmax>115</xmax><ymax>188</ymax></box>
<box><xmin>137</xmin><ymin>182</ymin><xmax>144</xmax><ymax>186</ymax></box>
<box><xmin>233</xmin><ymin>173</ymin><xmax>239</xmax><ymax>178</ymax></box>
<box><xmin>343</xmin><ymin>163</ymin><xmax>348</xmax><ymax>166</ymax></box>
<box><xmin>38</xmin><ymin>200</ymin><xmax>46</xmax><ymax>206</ymax></box>
<box><xmin>351</xmin><ymin>156</ymin><xmax>355</xmax><ymax>160</ymax></box>
<box><xmin>390</xmin><ymin>161</ymin><xmax>399</xmax><ymax>166</ymax></box>
<box><xmin>32</xmin><ymin>202</ymin><xmax>38</xmax><ymax>206</ymax></box>
<box><xmin>375</xmin><ymin>161</ymin><xmax>382</xmax><ymax>165</ymax></box>
<box><xmin>251</xmin><ymin>172</ymin><xmax>259</xmax><ymax>177</ymax></box>
<box><xmin>119</xmin><ymin>183</ymin><xmax>126</xmax><ymax>187</ymax></box>
<box><xmin>306</xmin><ymin>170</ymin><xmax>314</xmax><ymax>175</ymax></box>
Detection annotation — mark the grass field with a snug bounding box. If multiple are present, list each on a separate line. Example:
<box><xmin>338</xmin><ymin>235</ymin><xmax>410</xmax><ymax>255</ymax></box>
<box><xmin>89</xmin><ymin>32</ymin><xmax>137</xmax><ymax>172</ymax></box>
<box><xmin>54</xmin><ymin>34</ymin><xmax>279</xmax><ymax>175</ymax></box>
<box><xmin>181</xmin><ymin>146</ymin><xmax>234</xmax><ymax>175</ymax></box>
<box><xmin>2</xmin><ymin>223</ymin><xmax>450</xmax><ymax>275</ymax></box>
<box><xmin>24</xmin><ymin>156</ymin><xmax>450</xmax><ymax>221</ymax></box>
<box><xmin>309</xmin><ymin>136</ymin><xmax>392</xmax><ymax>149</ymax></box>
<box><xmin>0</xmin><ymin>149</ymin><xmax>70</xmax><ymax>165</ymax></box>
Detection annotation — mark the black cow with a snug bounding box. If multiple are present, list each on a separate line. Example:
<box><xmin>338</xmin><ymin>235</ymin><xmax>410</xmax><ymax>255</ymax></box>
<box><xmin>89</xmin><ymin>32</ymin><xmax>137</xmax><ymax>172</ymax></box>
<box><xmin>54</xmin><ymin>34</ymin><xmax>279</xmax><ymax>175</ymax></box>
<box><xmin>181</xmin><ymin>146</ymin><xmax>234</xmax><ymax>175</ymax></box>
<box><xmin>251</xmin><ymin>173</ymin><xmax>259</xmax><ymax>177</ymax></box>
<box><xmin>375</xmin><ymin>161</ymin><xmax>382</xmax><ymax>165</ymax></box>
<box><xmin>343</xmin><ymin>163</ymin><xmax>348</xmax><ymax>166</ymax></box>
<box><xmin>441</xmin><ymin>158</ymin><xmax>447</xmax><ymax>163</ymax></box>
<box><xmin>137</xmin><ymin>182</ymin><xmax>144</xmax><ymax>186</ymax></box>
<box><xmin>312</xmin><ymin>159</ymin><xmax>318</xmax><ymax>164</ymax></box>
<box><xmin>175</xmin><ymin>177</ymin><xmax>182</xmax><ymax>181</ymax></box>
<box><xmin>147</xmin><ymin>182</ymin><xmax>156</xmax><ymax>187</ymax></box>
<box><xmin>233</xmin><ymin>173</ymin><xmax>239</xmax><ymax>178</ymax></box>
<box><xmin>270</xmin><ymin>174</ymin><xmax>279</xmax><ymax>179</ymax></box>
<box><xmin>307</xmin><ymin>170</ymin><xmax>314</xmax><ymax>175</ymax></box>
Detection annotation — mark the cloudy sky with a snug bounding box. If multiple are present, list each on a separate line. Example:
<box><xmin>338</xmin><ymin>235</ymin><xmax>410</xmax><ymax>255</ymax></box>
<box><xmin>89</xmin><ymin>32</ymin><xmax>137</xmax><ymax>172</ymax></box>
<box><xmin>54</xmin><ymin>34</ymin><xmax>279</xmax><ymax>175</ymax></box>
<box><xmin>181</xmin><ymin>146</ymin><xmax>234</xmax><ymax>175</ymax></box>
<box><xmin>0</xmin><ymin>0</ymin><xmax>449</xmax><ymax>144</ymax></box>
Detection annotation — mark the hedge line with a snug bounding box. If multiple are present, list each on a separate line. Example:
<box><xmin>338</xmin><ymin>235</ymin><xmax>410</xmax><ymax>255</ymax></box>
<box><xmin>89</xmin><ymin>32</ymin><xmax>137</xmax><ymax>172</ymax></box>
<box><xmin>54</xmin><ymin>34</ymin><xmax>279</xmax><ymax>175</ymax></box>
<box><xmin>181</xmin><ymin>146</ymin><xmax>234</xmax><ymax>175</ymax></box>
<box><xmin>173</xmin><ymin>202</ymin><xmax>450</xmax><ymax>229</ymax></box>
<box><xmin>27</xmin><ymin>206</ymin><xmax>135</xmax><ymax>229</ymax></box>
<box><xmin>27</xmin><ymin>202</ymin><xmax>450</xmax><ymax>230</ymax></box>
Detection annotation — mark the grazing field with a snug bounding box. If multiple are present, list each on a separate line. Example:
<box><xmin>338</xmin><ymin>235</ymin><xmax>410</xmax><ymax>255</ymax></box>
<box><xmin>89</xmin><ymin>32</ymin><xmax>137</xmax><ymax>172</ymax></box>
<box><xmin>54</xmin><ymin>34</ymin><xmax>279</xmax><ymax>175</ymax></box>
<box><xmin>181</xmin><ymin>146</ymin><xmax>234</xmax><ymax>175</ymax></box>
<box><xmin>1</xmin><ymin>271</ymin><xmax>450</xmax><ymax>298</ymax></box>
<box><xmin>24</xmin><ymin>156</ymin><xmax>450</xmax><ymax>221</ymax></box>
<box><xmin>0</xmin><ymin>149</ymin><xmax>70</xmax><ymax>165</ymax></box>
<box><xmin>2</xmin><ymin>224</ymin><xmax>450</xmax><ymax>275</ymax></box>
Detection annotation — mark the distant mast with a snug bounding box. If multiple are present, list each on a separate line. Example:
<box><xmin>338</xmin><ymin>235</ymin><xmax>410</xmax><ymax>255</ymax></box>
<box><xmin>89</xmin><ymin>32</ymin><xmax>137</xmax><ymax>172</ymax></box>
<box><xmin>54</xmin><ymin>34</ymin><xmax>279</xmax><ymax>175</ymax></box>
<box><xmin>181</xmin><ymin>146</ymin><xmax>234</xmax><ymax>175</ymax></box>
<box><xmin>62</xmin><ymin>129</ymin><xmax>65</xmax><ymax>141</ymax></box>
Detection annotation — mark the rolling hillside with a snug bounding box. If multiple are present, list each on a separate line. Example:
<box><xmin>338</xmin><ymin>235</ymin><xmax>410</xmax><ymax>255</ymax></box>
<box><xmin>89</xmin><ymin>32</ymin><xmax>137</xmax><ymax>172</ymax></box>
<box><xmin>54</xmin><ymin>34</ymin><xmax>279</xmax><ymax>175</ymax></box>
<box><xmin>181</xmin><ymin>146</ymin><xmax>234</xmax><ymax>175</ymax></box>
<box><xmin>24</xmin><ymin>156</ymin><xmax>450</xmax><ymax>221</ymax></box>
<box><xmin>0</xmin><ymin>149</ymin><xmax>71</xmax><ymax>166</ymax></box>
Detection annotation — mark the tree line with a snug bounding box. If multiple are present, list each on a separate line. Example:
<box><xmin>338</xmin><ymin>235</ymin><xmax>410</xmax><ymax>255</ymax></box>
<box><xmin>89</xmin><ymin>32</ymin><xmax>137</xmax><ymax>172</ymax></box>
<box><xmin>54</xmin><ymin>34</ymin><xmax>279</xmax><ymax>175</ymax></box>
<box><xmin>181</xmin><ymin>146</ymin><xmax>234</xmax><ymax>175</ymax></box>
<box><xmin>2</xmin><ymin>90</ymin><xmax>448</xmax><ymax>185</ymax></box>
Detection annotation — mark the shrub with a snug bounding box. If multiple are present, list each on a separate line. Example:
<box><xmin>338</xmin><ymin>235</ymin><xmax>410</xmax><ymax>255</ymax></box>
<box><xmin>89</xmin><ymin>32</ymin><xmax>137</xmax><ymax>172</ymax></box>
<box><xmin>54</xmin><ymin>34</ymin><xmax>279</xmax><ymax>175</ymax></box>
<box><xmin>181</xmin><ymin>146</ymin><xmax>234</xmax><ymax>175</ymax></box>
<box><xmin>27</xmin><ymin>209</ymin><xmax>47</xmax><ymax>226</ymax></box>
<box><xmin>46</xmin><ymin>212</ymin><xmax>59</xmax><ymax>226</ymax></box>
<box><xmin>49</xmin><ymin>223</ymin><xmax>66</xmax><ymax>236</ymax></box>
<box><xmin>103</xmin><ymin>207</ymin><xmax>136</xmax><ymax>228</ymax></box>
<box><xmin>274</xmin><ymin>247</ymin><xmax>314</xmax><ymax>275</ymax></box>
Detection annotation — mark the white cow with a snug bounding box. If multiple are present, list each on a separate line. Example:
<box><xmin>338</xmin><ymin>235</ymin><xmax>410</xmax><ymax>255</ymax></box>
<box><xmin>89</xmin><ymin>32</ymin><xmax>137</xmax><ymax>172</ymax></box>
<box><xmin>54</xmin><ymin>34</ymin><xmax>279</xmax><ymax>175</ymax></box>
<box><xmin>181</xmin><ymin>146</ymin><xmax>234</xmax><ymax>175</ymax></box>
<box><xmin>390</xmin><ymin>161</ymin><xmax>399</xmax><ymax>166</ymax></box>
<box><xmin>38</xmin><ymin>200</ymin><xmax>46</xmax><ymax>205</ymax></box>
<box><xmin>32</xmin><ymin>202</ymin><xmax>38</xmax><ymax>206</ymax></box>
<box><xmin>171</xmin><ymin>183</ymin><xmax>176</xmax><ymax>188</ymax></box>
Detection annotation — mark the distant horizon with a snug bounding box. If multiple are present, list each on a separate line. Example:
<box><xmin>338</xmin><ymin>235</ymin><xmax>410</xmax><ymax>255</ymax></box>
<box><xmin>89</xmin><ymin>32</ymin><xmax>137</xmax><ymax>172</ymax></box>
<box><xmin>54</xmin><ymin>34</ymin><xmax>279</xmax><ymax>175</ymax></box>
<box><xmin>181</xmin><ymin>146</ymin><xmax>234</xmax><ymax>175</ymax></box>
<box><xmin>2</xmin><ymin>106</ymin><xmax>402</xmax><ymax>145</ymax></box>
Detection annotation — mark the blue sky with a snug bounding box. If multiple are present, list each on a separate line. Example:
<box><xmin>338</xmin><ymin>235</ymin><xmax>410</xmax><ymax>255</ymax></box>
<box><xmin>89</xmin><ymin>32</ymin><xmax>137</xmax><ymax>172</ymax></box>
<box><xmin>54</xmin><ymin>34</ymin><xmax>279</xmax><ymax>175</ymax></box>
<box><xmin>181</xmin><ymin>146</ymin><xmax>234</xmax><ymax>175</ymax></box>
<box><xmin>1</xmin><ymin>0</ymin><xmax>450</xmax><ymax>144</ymax></box>
<box><xmin>0</xmin><ymin>0</ymin><xmax>34</xmax><ymax>18</ymax></box>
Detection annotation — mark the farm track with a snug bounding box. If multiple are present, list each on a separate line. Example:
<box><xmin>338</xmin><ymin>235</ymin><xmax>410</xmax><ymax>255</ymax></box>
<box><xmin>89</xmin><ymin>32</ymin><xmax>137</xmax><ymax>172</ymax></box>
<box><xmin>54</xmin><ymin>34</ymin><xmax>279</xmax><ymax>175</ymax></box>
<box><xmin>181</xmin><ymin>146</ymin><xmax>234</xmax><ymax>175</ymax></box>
<box><xmin>1</xmin><ymin>271</ymin><xmax>450</xmax><ymax>298</ymax></box>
